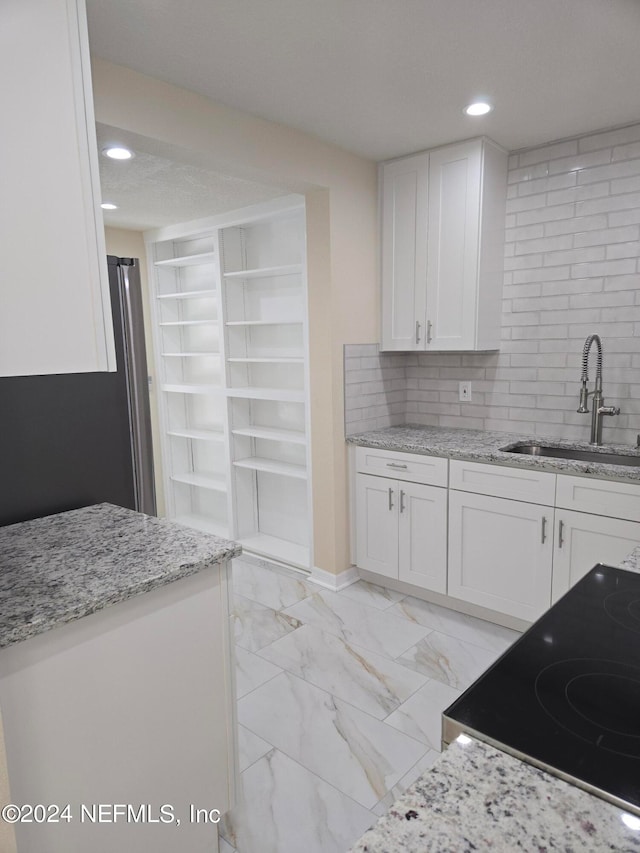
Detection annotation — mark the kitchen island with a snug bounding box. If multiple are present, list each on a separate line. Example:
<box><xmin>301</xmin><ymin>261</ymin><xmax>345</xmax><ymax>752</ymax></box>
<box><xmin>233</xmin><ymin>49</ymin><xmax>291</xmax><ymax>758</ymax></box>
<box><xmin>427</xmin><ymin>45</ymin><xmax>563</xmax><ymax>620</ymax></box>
<box><xmin>349</xmin><ymin>542</ymin><xmax>640</xmax><ymax>852</ymax></box>
<box><xmin>0</xmin><ymin>503</ymin><xmax>241</xmax><ymax>853</ymax></box>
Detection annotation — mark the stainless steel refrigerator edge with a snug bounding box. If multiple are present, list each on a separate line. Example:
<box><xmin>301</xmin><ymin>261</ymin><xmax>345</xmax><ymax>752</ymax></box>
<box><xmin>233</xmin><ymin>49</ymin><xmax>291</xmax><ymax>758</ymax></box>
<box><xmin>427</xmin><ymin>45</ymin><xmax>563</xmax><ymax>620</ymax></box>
<box><xmin>111</xmin><ymin>256</ymin><xmax>156</xmax><ymax>516</ymax></box>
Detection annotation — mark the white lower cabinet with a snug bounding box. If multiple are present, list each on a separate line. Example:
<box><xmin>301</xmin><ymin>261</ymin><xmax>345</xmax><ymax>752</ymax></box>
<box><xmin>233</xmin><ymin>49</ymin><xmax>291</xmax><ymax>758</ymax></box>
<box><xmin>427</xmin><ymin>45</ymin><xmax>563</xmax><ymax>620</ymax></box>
<box><xmin>448</xmin><ymin>490</ymin><xmax>553</xmax><ymax>622</ymax></box>
<box><xmin>353</xmin><ymin>447</ymin><xmax>640</xmax><ymax>625</ymax></box>
<box><xmin>356</xmin><ymin>473</ymin><xmax>447</xmax><ymax>593</ymax></box>
<box><xmin>356</xmin><ymin>474</ymin><xmax>398</xmax><ymax>579</ymax></box>
<box><xmin>551</xmin><ymin>509</ymin><xmax>640</xmax><ymax>603</ymax></box>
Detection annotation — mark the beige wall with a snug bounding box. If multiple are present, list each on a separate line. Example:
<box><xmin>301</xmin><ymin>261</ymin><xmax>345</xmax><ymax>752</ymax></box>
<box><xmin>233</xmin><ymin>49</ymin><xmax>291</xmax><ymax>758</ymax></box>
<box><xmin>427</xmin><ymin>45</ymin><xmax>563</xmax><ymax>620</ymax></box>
<box><xmin>93</xmin><ymin>59</ymin><xmax>378</xmax><ymax>575</ymax></box>
<box><xmin>104</xmin><ymin>226</ymin><xmax>166</xmax><ymax>517</ymax></box>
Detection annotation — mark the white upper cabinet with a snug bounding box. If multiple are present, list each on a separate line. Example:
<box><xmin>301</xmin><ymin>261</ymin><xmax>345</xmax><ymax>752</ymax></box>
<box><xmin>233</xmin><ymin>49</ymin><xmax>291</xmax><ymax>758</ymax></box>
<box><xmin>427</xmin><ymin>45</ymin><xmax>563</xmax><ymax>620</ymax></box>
<box><xmin>380</xmin><ymin>153</ymin><xmax>429</xmax><ymax>351</ymax></box>
<box><xmin>380</xmin><ymin>138</ymin><xmax>507</xmax><ymax>352</ymax></box>
<box><xmin>0</xmin><ymin>0</ymin><xmax>115</xmax><ymax>376</ymax></box>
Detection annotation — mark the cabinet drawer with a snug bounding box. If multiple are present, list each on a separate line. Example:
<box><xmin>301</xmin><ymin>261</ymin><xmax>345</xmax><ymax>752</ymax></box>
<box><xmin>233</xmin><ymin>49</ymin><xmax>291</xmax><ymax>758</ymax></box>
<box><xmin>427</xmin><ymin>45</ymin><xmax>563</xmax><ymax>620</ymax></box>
<box><xmin>450</xmin><ymin>459</ymin><xmax>556</xmax><ymax>505</ymax></box>
<box><xmin>355</xmin><ymin>446</ymin><xmax>447</xmax><ymax>487</ymax></box>
<box><xmin>555</xmin><ymin>474</ymin><xmax>640</xmax><ymax>522</ymax></box>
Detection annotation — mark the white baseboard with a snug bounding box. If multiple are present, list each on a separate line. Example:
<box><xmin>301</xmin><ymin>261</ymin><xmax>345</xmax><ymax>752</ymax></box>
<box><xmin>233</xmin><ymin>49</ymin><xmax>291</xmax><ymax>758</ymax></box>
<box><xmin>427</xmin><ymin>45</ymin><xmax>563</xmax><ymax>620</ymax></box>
<box><xmin>308</xmin><ymin>565</ymin><xmax>360</xmax><ymax>592</ymax></box>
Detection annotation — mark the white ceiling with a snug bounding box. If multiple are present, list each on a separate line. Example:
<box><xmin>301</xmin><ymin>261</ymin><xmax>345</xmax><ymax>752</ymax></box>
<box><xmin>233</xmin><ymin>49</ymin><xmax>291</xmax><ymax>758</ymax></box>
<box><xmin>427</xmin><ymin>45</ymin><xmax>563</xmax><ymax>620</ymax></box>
<box><xmin>87</xmin><ymin>0</ymin><xmax>640</xmax><ymax>163</ymax></box>
<box><xmin>96</xmin><ymin>125</ymin><xmax>285</xmax><ymax>231</ymax></box>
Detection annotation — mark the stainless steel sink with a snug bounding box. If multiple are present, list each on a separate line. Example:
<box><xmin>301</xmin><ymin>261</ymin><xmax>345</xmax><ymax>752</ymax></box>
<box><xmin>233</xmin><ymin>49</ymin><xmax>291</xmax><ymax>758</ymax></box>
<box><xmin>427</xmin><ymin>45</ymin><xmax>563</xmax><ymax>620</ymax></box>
<box><xmin>500</xmin><ymin>443</ymin><xmax>640</xmax><ymax>467</ymax></box>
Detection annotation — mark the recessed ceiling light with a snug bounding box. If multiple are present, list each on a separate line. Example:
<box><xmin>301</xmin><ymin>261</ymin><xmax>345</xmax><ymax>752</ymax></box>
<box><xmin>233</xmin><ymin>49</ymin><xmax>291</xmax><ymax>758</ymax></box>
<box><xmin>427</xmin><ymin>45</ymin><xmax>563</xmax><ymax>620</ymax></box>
<box><xmin>464</xmin><ymin>102</ymin><xmax>493</xmax><ymax>117</ymax></box>
<box><xmin>102</xmin><ymin>146</ymin><xmax>134</xmax><ymax>160</ymax></box>
<box><xmin>101</xmin><ymin>202</ymin><xmax>118</xmax><ymax>210</ymax></box>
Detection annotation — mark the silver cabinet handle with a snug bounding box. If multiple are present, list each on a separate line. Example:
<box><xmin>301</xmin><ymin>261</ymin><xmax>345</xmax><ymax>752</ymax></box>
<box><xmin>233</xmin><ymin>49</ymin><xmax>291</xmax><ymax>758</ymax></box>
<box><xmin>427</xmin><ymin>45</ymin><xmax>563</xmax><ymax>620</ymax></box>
<box><xmin>426</xmin><ymin>320</ymin><xmax>433</xmax><ymax>343</ymax></box>
<box><xmin>400</xmin><ymin>490</ymin><xmax>406</xmax><ymax>513</ymax></box>
<box><xmin>415</xmin><ymin>320</ymin><xmax>421</xmax><ymax>344</ymax></box>
<box><xmin>541</xmin><ymin>516</ymin><xmax>547</xmax><ymax>544</ymax></box>
<box><xmin>388</xmin><ymin>487</ymin><xmax>394</xmax><ymax>511</ymax></box>
<box><xmin>386</xmin><ymin>463</ymin><xmax>408</xmax><ymax>469</ymax></box>
<box><xmin>558</xmin><ymin>520</ymin><xmax>564</xmax><ymax>549</ymax></box>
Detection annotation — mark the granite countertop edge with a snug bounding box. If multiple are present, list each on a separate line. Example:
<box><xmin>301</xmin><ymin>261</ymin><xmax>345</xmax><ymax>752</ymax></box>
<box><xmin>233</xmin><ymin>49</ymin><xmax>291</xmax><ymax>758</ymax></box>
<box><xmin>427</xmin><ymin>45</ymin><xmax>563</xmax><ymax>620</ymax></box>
<box><xmin>0</xmin><ymin>503</ymin><xmax>242</xmax><ymax>651</ymax></box>
<box><xmin>349</xmin><ymin>737</ymin><xmax>640</xmax><ymax>852</ymax></box>
<box><xmin>347</xmin><ymin>423</ymin><xmax>640</xmax><ymax>483</ymax></box>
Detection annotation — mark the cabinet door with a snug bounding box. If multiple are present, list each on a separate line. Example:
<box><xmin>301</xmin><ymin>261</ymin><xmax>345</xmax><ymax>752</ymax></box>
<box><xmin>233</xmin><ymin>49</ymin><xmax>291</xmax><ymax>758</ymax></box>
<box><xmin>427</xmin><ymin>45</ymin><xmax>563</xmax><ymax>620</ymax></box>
<box><xmin>552</xmin><ymin>510</ymin><xmax>640</xmax><ymax>603</ymax></box>
<box><xmin>0</xmin><ymin>0</ymin><xmax>115</xmax><ymax>376</ymax></box>
<box><xmin>380</xmin><ymin>154</ymin><xmax>429</xmax><ymax>351</ymax></box>
<box><xmin>356</xmin><ymin>474</ymin><xmax>399</xmax><ymax>578</ymax></box>
<box><xmin>426</xmin><ymin>140</ymin><xmax>482</xmax><ymax>351</ymax></box>
<box><xmin>448</xmin><ymin>490</ymin><xmax>553</xmax><ymax>622</ymax></box>
<box><xmin>398</xmin><ymin>482</ymin><xmax>447</xmax><ymax>593</ymax></box>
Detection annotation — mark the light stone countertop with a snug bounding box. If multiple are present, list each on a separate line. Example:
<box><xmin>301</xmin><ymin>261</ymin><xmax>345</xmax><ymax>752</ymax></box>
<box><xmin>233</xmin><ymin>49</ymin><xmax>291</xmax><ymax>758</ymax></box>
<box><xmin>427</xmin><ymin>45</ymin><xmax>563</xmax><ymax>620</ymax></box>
<box><xmin>0</xmin><ymin>502</ymin><xmax>241</xmax><ymax>650</ymax></box>
<box><xmin>347</xmin><ymin>424</ymin><xmax>640</xmax><ymax>483</ymax></box>
<box><xmin>350</xmin><ymin>737</ymin><xmax>640</xmax><ymax>853</ymax></box>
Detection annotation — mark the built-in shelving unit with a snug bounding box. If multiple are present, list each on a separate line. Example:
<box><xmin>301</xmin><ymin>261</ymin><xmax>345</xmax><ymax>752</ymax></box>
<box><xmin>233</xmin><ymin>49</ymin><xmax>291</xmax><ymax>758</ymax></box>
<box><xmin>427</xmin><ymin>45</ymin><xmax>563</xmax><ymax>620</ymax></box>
<box><xmin>147</xmin><ymin>196</ymin><xmax>312</xmax><ymax>569</ymax></box>
<box><xmin>149</xmin><ymin>229</ymin><xmax>230</xmax><ymax>538</ymax></box>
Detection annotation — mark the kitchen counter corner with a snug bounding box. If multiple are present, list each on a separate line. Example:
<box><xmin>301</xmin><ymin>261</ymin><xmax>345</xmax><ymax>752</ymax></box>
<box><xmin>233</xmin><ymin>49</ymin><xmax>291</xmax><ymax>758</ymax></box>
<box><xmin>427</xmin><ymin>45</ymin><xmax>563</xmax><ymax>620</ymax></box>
<box><xmin>0</xmin><ymin>502</ymin><xmax>241</xmax><ymax>650</ymax></box>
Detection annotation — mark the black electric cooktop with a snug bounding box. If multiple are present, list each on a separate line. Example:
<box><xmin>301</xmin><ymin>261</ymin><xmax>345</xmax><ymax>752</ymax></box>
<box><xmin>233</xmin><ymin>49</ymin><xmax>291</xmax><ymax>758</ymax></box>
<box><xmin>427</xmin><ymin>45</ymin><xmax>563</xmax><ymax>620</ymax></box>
<box><xmin>443</xmin><ymin>564</ymin><xmax>640</xmax><ymax>815</ymax></box>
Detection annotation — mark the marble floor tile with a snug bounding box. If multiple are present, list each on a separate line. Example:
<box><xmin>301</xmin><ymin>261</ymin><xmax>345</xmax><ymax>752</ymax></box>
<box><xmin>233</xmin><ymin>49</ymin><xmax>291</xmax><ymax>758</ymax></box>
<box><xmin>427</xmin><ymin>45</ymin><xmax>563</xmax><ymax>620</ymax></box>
<box><xmin>384</xmin><ymin>678</ymin><xmax>462</xmax><ymax>750</ymax></box>
<box><xmin>390</xmin><ymin>596</ymin><xmax>520</xmax><ymax>655</ymax></box>
<box><xmin>235</xmin><ymin>645</ymin><xmax>282</xmax><ymax>698</ymax></box>
<box><xmin>238</xmin><ymin>671</ymin><xmax>427</xmax><ymax>809</ymax></box>
<box><xmin>238</xmin><ymin>724</ymin><xmax>272</xmax><ymax>772</ymax></box>
<box><xmin>283</xmin><ymin>589</ymin><xmax>429</xmax><ymax>659</ymax></box>
<box><xmin>232</xmin><ymin>558</ymin><xmax>313</xmax><ymax>611</ymax></box>
<box><xmin>232</xmin><ymin>593</ymin><xmax>301</xmax><ymax>652</ymax></box>
<box><xmin>371</xmin><ymin>750</ymin><xmax>440</xmax><ymax>817</ymax></box>
<box><xmin>339</xmin><ymin>579</ymin><xmax>406</xmax><ymax>611</ymax></box>
<box><xmin>396</xmin><ymin>630</ymin><xmax>499</xmax><ymax>690</ymax></box>
<box><xmin>221</xmin><ymin>748</ymin><xmax>374</xmax><ymax>853</ymax></box>
<box><xmin>258</xmin><ymin>624</ymin><xmax>427</xmax><ymax>719</ymax></box>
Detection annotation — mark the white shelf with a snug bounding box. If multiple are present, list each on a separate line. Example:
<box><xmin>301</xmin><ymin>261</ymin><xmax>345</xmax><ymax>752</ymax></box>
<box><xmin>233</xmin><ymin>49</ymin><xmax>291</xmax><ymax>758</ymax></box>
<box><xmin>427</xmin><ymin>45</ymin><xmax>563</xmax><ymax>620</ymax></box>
<box><xmin>162</xmin><ymin>383</ymin><xmax>223</xmax><ymax>395</ymax></box>
<box><xmin>162</xmin><ymin>351</ymin><xmax>220</xmax><ymax>358</ymax></box>
<box><xmin>223</xmin><ymin>264</ymin><xmax>302</xmax><ymax>280</ymax></box>
<box><xmin>225</xmin><ymin>320</ymin><xmax>302</xmax><ymax>327</ymax></box>
<box><xmin>158</xmin><ymin>289</ymin><xmax>217</xmax><ymax>300</ymax></box>
<box><xmin>168</xmin><ymin>428</ymin><xmax>225</xmax><ymax>442</ymax></box>
<box><xmin>159</xmin><ymin>320</ymin><xmax>215</xmax><ymax>327</ymax></box>
<box><xmin>170</xmin><ymin>472</ymin><xmax>227</xmax><ymax>492</ymax></box>
<box><xmin>173</xmin><ymin>514</ymin><xmax>228</xmax><ymax>538</ymax></box>
<box><xmin>226</xmin><ymin>387</ymin><xmax>305</xmax><ymax>402</ymax></box>
<box><xmin>231</xmin><ymin>425</ymin><xmax>306</xmax><ymax>444</ymax></box>
<box><xmin>239</xmin><ymin>533</ymin><xmax>309</xmax><ymax>569</ymax></box>
<box><xmin>227</xmin><ymin>357</ymin><xmax>304</xmax><ymax>364</ymax></box>
<box><xmin>155</xmin><ymin>252</ymin><xmax>216</xmax><ymax>268</ymax></box>
<box><xmin>234</xmin><ymin>456</ymin><xmax>307</xmax><ymax>479</ymax></box>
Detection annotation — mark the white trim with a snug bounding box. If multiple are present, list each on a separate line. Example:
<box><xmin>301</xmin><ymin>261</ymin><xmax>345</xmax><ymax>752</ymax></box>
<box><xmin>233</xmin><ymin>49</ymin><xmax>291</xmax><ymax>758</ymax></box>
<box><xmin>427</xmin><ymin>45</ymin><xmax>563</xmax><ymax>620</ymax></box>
<box><xmin>308</xmin><ymin>565</ymin><xmax>359</xmax><ymax>592</ymax></box>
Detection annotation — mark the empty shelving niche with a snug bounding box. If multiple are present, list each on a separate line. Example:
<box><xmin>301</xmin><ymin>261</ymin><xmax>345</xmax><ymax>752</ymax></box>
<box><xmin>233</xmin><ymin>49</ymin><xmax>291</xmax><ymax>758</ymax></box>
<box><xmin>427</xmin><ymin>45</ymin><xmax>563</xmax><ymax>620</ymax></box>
<box><xmin>147</xmin><ymin>195</ymin><xmax>312</xmax><ymax>569</ymax></box>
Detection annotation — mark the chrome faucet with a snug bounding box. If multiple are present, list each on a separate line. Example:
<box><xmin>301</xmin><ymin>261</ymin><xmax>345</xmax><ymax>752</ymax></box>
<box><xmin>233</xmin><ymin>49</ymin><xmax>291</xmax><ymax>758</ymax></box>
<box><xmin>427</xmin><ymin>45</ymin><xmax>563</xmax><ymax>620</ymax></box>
<box><xmin>577</xmin><ymin>334</ymin><xmax>620</xmax><ymax>445</ymax></box>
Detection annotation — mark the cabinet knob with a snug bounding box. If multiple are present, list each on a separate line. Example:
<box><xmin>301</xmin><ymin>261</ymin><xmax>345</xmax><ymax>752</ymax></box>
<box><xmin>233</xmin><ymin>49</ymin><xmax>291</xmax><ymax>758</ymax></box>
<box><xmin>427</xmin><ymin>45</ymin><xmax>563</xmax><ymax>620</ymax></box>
<box><xmin>558</xmin><ymin>519</ymin><xmax>564</xmax><ymax>549</ymax></box>
<box><xmin>426</xmin><ymin>320</ymin><xmax>433</xmax><ymax>344</ymax></box>
<box><xmin>400</xmin><ymin>490</ymin><xmax>406</xmax><ymax>513</ymax></box>
<box><xmin>388</xmin><ymin>487</ymin><xmax>394</xmax><ymax>511</ymax></box>
<box><xmin>415</xmin><ymin>320</ymin><xmax>421</xmax><ymax>344</ymax></box>
<box><xmin>541</xmin><ymin>516</ymin><xmax>548</xmax><ymax>544</ymax></box>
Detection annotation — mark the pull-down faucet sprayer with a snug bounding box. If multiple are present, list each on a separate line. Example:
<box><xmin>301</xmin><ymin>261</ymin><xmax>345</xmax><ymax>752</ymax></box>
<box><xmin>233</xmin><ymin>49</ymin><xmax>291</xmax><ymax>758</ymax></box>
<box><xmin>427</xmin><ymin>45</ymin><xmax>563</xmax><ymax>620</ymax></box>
<box><xmin>577</xmin><ymin>334</ymin><xmax>620</xmax><ymax>446</ymax></box>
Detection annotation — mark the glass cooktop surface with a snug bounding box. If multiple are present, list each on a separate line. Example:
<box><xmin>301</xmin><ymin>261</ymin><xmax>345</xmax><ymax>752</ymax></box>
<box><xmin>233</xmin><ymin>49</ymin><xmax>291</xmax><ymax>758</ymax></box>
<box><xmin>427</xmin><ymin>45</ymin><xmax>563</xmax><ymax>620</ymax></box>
<box><xmin>444</xmin><ymin>564</ymin><xmax>640</xmax><ymax>814</ymax></box>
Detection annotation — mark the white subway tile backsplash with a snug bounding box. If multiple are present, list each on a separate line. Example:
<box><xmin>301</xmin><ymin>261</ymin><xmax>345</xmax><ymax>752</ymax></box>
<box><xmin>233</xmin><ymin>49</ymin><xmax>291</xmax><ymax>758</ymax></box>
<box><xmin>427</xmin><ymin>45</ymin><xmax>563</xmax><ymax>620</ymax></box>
<box><xmin>544</xmin><ymin>214</ymin><xmax>607</xmax><ymax>236</ymax></box>
<box><xmin>579</xmin><ymin>124</ymin><xmax>640</xmax><ymax>153</ymax></box>
<box><xmin>516</xmin><ymin>203</ymin><xmax>575</xmax><ymax>226</ymax></box>
<box><xmin>548</xmin><ymin>149</ymin><xmax>612</xmax><ymax>175</ymax></box>
<box><xmin>344</xmin><ymin>122</ymin><xmax>640</xmax><ymax>443</ymax></box>
<box><xmin>606</xmin><ymin>241</ymin><xmax>640</xmax><ymax>259</ymax></box>
<box><xmin>518</xmin><ymin>139</ymin><xmax>578</xmax><ymax>167</ymax></box>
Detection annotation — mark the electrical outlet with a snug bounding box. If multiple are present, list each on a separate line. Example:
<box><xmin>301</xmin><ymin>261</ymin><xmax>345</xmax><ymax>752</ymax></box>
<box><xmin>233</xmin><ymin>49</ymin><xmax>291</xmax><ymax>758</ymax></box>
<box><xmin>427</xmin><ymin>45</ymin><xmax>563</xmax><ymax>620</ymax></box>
<box><xmin>459</xmin><ymin>382</ymin><xmax>472</xmax><ymax>402</ymax></box>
